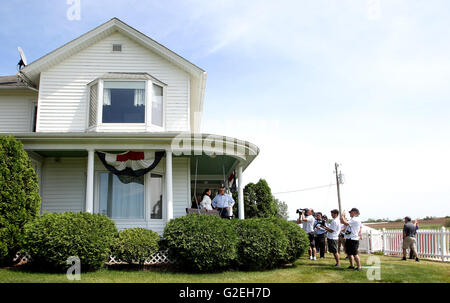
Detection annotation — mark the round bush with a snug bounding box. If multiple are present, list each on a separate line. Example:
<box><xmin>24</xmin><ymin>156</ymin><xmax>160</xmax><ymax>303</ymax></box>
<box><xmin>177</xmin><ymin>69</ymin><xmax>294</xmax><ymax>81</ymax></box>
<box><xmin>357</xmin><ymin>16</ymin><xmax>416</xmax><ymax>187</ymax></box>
<box><xmin>266</xmin><ymin>217</ymin><xmax>309</xmax><ymax>264</ymax></box>
<box><xmin>0</xmin><ymin>136</ymin><xmax>41</xmax><ymax>265</ymax></box>
<box><xmin>163</xmin><ymin>214</ymin><xmax>238</xmax><ymax>272</ymax></box>
<box><xmin>112</xmin><ymin>228</ymin><xmax>160</xmax><ymax>265</ymax></box>
<box><xmin>24</xmin><ymin>212</ymin><xmax>117</xmax><ymax>272</ymax></box>
<box><xmin>233</xmin><ymin>218</ymin><xmax>288</xmax><ymax>270</ymax></box>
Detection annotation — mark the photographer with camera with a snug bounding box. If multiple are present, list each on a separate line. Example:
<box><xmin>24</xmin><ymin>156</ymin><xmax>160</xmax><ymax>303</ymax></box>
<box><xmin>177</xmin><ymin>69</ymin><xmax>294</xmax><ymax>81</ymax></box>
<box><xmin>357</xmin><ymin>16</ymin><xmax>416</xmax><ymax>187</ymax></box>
<box><xmin>297</xmin><ymin>208</ymin><xmax>316</xmax><ymax>260</ymax></box>
<box><xmin>341</xmin><ymin>208</ymin><xmax>362</xmax><ymax>271</ymax></box>
<box><xmin>321</xmin><ymin>209</ymin><xmax>341</xmax><ymax>266</ymax></box>
<box><xmin>313</xmin><ymin>212</ymin><xmax>327</xmax><ymax>259</ymax></box>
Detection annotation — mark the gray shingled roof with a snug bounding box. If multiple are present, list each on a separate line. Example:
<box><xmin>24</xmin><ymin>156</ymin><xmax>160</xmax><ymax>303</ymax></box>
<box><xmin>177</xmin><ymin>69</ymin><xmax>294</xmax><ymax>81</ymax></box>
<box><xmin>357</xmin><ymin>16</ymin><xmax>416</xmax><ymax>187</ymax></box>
<box><xmin>0</xmin><ymin>75</ymin><xmax>35</xmax><ymax>89</ymax></box>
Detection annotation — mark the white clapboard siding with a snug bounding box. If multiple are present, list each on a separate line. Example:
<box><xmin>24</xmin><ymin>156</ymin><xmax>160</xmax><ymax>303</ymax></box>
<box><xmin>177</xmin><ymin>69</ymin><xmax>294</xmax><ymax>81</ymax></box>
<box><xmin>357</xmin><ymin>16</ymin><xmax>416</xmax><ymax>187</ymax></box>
<box><xmin>37</xmin><ymin>31</ymin><xmax>189</xmax><ymax>132</ymax></box>
<box><xmin>173</xmin><ymin>157</ymin><xmax>190</xmax><ymax>219</ymax></box>
<box><xmin>41</xmin><ymin>158</ymin><xmax>86</xmax><ymax>213</ymax></box>
<box><xmin>40</xmin><ymin>155</ymin><xmax>190</xmax><ymax>235</ymax></box>
<box><xmin>0</xmin><ymin>95</ymin><xmax>35</xmax><ymax>132</ymax></box>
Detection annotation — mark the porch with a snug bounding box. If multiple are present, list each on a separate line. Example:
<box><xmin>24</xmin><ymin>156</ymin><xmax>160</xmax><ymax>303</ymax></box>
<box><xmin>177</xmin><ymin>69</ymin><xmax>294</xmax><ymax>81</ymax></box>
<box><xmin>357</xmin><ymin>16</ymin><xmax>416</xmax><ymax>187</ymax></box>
<box><xmin>15</xmin><ymin>132</ymin><xmax>259</xmax><ymax>233</ymax></box>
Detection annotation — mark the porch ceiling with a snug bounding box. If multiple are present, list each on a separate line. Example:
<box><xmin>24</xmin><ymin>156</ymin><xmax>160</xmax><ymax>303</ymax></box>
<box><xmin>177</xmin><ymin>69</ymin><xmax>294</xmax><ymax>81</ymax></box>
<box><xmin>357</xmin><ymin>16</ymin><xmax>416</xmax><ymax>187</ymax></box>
<box><xmin>189</xmin><ymin>155</ymin><xmax>237</xmax><ymax>177</ymax></box>
<box><xmin>32</xmin><ymin>150</ymin><xmax>238</xmax><ymax>177</ymax></box>
<box><xmin>35</xmin><ymin>150</ymin><xmax>88</xmax><ymax>157</ymax></box>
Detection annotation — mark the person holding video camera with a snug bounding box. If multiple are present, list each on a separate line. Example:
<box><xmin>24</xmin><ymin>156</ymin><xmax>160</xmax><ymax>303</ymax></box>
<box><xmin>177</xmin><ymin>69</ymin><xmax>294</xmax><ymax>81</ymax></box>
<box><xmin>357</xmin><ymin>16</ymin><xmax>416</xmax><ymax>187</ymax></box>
<box><xmin>341</xmin><ymin>208</ymin><xmax>362</xmax><ymax>271</ymax></box>
<box><xmin>297</xmin><ymin>208</ymin><xmax>316</xmax><ymax>260</ymax></box>
<box><xmin>321</xmin><ymin>209</ymin><xmax>341</xmax><ymax>266</ymax></box>
<box><xmin>313</xmin><ymin>212</ymin><xmax>327</xmax><ymax>259</ymax></box>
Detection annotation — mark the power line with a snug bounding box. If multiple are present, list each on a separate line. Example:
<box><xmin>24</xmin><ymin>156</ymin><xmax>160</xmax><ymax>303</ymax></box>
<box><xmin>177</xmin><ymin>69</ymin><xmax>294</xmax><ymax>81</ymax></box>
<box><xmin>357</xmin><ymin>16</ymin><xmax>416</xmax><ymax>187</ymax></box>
<box><xmin>273</xmin><ymin>183</ymin><xmax>335</xmax><ymax>195</ymax></box>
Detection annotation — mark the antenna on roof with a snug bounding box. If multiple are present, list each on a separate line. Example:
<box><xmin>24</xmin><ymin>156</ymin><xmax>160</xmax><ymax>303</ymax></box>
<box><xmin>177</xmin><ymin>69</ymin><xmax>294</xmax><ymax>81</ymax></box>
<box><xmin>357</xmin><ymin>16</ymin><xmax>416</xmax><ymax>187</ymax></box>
<box><xmin>17</xmin><ymin>47</ymin><xmax>28</xmax><ymax>70</ymax></box>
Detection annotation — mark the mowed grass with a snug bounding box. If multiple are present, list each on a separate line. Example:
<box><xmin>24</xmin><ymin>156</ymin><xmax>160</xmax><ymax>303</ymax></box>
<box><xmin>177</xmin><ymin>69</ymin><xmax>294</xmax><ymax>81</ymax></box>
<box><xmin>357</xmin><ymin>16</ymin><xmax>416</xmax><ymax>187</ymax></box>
<box><xmin>0</xmin><ymin>254</ymin><xmax>449</xmax><ymax>283</ymax></box>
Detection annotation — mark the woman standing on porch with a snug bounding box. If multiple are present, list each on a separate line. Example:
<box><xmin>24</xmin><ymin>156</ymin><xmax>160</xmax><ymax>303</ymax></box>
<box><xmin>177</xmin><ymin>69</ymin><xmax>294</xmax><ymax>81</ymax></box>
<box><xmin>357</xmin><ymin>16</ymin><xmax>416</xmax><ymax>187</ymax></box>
<box><xmin>200</xmin><ymin>189</ymin><xmax>213</xmax><ymax>211</ymax></box>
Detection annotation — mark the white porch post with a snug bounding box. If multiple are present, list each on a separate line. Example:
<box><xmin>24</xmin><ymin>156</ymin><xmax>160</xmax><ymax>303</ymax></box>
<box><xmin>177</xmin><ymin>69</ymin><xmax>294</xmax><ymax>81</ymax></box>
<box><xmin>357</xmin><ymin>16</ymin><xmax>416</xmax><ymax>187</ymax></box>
<box><xmin>85</xmin><ymin>149</ymin><xmax>95</xmax><ymax>213</ymax></box>
<box><xmin>237</xmin><ymin>165</ymin><xmax>245</xmax><ymax>219</ymax></box>
<box><xmin>166</xmin><ymin>149</ymin><xmax>173</xmax><ymax>220</ymax></box>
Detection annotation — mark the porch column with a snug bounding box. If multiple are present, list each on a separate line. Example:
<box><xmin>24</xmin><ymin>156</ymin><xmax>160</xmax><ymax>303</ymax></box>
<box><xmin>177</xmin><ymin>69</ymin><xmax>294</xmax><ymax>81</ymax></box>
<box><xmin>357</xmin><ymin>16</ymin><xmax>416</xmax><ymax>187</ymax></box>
<box><xmin>166</xmin><ymin>149</ymin><xmax>173</xmax><ymax>220</ymax></box>
<box><xmin>237</xmin><ymin>165</ymin><xmax>245</xmax><ymax>219</ymax></box>
<box><xmin>85</xmin><ymin>149</ymin><xmax>95</xmax><ymax>213</ymax></box>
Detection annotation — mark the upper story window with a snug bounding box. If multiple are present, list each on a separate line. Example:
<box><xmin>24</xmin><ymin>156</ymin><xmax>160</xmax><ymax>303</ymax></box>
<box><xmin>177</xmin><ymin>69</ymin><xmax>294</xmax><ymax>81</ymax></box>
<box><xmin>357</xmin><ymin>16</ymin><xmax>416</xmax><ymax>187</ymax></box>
<box><xmin>152</xmin><ymin>84</ymin><xmax>163</xmax><ymax>127</ymax></box>
<box><xmin>87</xmin><ymin>73</ymin><xmax>166</xmax><ymax>132</ymax></box>
<box><xmin>103</xmin><ymin>81</ymin><xmax>146</xmax><ymax>123</ymax></box>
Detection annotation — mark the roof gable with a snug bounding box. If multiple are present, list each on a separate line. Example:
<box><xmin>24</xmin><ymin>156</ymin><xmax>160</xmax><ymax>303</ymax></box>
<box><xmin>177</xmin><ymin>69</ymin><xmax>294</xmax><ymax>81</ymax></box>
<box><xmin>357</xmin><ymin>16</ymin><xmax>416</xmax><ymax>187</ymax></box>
<box><xmin>21</xmin><ymin>18</ymin><xmax>205</xmax><ymax>82</ymax></box>
<box><xmin>19</xmin><ymin>18</ymin><xmax>206</xmax><ymax>131</ymax></box>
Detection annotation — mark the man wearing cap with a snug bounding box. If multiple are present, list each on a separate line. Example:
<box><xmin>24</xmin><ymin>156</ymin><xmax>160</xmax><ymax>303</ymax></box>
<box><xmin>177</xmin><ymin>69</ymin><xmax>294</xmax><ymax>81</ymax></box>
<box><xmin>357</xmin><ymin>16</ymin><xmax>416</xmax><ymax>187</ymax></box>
<box><xmin>341</xmin><ymin>208</ymin><xmax>362</xmax><ymax>271</ymax></box>
<box><xmin>322</xmin><ymin>209</ymin><xmax>341</xmax><ymax>266</ymax></box>
<box><xmin>212</xmin><ymin>185</ymin><xmax>235</xmax><ymax>219</ymax></box>
<box><xmin>402</xmin><ymin>216</ymin><xmax>419</xmax><ymax>262</ymax></box>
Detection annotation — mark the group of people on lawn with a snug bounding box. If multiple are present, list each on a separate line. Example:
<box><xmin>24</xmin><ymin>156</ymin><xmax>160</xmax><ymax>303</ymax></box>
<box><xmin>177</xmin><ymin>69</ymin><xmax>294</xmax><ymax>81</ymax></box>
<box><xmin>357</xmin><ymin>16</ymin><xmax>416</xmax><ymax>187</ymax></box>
<box><xmin>298</xmin><ymin>208</ymin><xmax>420</xmax><ymax>271</ymax></box>
<box><xmin>198</xmin><ymin>185</ymin><xmax>421</xmax><ymax>267</ymax></box>
<box><xmin>298</xmin><ymin>208</ymin><xmax>362</xmax><ymax>269</ymax></box>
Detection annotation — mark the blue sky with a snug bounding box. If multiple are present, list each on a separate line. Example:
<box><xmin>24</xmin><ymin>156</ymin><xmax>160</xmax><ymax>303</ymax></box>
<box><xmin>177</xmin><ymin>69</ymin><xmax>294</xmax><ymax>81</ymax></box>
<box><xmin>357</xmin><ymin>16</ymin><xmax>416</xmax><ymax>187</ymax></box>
<box><xmin>1</xmin><ymin>0</ymin><xmax>449</xmax><ymax>220</ymax></box>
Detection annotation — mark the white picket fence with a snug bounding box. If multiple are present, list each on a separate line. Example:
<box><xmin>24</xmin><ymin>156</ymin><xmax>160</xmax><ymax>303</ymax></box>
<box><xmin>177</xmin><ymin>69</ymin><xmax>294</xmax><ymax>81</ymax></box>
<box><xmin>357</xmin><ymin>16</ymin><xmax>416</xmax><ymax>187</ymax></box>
<box><xmin>359</xmin><ymin>227</ymin><xmax>450</xmax><ymax>262</ymax></box>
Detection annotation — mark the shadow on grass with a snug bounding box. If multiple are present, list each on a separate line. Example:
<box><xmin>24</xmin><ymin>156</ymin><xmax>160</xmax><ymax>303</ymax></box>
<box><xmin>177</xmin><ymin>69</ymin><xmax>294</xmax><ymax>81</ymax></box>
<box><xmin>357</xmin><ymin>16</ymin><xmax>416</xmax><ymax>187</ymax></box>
<box><xmin>106</xmin><ymin>263</ymin><xmax>179</xmax><ymax>273</ymax></box>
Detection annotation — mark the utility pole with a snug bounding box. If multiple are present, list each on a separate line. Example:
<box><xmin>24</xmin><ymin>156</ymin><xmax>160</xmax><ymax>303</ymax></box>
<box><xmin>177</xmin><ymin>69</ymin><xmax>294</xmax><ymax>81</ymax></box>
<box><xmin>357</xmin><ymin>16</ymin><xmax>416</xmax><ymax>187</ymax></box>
<box><xmin>335</xmin><ymin>163</ymin><xmax>343</xmax><ymax>214</ymax></box>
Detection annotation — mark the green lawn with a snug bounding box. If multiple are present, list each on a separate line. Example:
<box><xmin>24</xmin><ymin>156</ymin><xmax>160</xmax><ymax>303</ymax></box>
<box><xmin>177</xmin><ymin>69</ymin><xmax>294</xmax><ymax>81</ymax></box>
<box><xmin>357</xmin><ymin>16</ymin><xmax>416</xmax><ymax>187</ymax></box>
<box><xmin>0</xmin><ymin>254</ymin><xmax>449</xmax><ymax>283</ymax></box>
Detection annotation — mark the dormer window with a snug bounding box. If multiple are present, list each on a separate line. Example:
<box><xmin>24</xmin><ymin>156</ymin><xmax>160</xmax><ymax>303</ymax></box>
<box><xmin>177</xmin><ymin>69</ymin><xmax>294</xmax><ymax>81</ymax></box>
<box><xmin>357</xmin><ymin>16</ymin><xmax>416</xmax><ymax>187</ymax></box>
<box><xmin>87</xmin><ymin>73</ymin><xmax>166</xmax><ymax>132</ymax></box>
<box><xmin>102</xmin><ymin>81</ymin><xmax>146</xmax><ymax>123</ymax></box>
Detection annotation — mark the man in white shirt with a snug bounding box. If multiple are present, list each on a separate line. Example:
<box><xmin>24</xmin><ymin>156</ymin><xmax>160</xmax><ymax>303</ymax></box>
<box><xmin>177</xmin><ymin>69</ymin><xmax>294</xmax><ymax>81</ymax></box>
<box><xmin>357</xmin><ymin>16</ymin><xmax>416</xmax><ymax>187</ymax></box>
<box><xmin>341</xmin><ymin>208</ymin><xmax>362</xmax><ymax>271</ymax></box>
<box><xmin>212</xmin><ymin>185</ymin><xmax>235</xmax><ymax>219</ymax></box>
<box><xmin>322</xmin><ymin>209</ymin><xmax>341</xmax><ymax>266</ymax></box>
<box><xmin>297</xmin><ymin>208</ymin><xmax>316</xmax><ymax>260</ymax></box>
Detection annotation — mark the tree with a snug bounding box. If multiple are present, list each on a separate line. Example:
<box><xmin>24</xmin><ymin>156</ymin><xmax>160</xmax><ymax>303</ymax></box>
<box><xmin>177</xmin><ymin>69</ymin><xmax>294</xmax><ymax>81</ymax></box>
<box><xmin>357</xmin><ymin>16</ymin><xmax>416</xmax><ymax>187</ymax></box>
<box><xmin>0</xmin><ymin>135</ymin><xmax>41</xmax><ymax>265</ymax></box>
<box><xmin>242</xmin><ymin>179</ymin><xmax>278</xmax><ymax>219</ymax></box>
<box><xmin>275</xmin><ymin>198</ymin><xmax>289</xmax><ymax>220</ymax></box>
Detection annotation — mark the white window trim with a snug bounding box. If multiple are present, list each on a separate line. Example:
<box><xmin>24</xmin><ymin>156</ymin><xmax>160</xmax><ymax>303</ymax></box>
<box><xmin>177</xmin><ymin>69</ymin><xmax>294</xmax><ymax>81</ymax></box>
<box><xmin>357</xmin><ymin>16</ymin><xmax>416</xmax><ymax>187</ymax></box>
<box><xmin>86</xmin><ymin>78</ymin><xmax>167</xmax><ymax>132</ymax></box>
<box><xmin>94</xmin><ymin>167</ymin><xmax>166</xmax><ymax>223</ymax></box>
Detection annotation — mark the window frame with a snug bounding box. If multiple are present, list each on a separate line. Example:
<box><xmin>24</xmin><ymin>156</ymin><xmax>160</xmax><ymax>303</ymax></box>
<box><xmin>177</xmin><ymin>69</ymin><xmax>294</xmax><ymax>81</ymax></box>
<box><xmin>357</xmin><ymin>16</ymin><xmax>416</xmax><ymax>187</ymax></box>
<box><xmin>87</xmin><ymin>77</ymin><xmax>166</xmax><ymax>132</ymax></box>
<box><xmin>94</xmin><ymin>166</ymin><xmax>166</xmax><ymax>223</ymax></box>
<box><xmin>99</xmin><ymin>79</ymin><xmax>147</xmax><ymax>126</ymax></box>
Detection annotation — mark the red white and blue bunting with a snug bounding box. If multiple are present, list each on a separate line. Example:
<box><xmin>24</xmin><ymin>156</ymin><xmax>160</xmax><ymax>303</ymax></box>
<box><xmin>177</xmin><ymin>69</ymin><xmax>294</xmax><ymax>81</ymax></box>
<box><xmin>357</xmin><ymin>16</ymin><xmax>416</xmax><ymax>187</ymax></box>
<box><xmin>228</xmin><ymin>170</ymin><xmax>237</xmax><ymax>193</ymax></box>
<box><xmin>96</xmin><ymin>151</ymin><xmax>165</xmax><ymax>177</ymax></box>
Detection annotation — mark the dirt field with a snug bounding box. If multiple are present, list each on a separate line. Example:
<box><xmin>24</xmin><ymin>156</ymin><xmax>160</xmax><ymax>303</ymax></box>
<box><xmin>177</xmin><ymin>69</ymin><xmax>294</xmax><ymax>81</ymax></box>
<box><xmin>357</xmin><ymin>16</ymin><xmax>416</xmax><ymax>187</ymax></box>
<box><xmin>364</xmin><ymin>217</ymin><xmax>447</xmax><ymax>230</ymax></box>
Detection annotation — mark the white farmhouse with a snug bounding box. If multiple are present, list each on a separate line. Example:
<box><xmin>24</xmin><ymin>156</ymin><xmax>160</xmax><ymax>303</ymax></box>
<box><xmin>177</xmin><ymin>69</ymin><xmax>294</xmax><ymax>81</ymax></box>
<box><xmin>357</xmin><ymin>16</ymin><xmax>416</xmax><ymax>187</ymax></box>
<box><xmin>0</xmin><ymin>18</ymin><xmax>259</xmax><ymax>234</ymax></box>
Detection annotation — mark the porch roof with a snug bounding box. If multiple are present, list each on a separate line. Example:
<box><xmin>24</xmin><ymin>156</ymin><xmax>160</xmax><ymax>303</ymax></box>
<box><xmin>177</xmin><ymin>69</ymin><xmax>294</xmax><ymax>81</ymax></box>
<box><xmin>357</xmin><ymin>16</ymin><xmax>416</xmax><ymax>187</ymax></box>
<box><xmin>13</xmin><ymin>132</ymin><xmax>259</xmax><ymax>175</ymax></box>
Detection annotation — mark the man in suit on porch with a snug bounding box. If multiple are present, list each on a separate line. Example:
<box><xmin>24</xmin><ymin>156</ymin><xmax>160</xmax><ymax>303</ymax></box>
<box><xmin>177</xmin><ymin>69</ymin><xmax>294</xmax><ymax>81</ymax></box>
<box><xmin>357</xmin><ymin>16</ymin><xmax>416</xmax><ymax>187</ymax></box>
<box><xmin>212</xmin><ymin>185</ymin><xmax>235</xmax><ymax>219</ymax></box>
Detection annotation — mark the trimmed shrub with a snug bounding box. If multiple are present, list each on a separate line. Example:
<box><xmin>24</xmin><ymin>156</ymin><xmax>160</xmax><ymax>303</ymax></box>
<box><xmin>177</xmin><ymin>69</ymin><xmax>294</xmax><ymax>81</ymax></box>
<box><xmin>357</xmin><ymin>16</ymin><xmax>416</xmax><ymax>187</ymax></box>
<box><xmin>0</xmin><ymin>135</ymin><xmax>41</xmax><ymax>265</ymax></box>
<box><xmin>445</xmin><ymin>218</ymin><xmax>450</xmax><ymax>228</ymax></box>
<box><xmin>24</xmin><ymin>212</ymin><xmax>117</xmax><ymax>272</ymax></box>
<box><xmin>112</xmin><ymin>228</ymin><xmax>160</xmax><ymax>265</ymax></box>
<box><xmin>233</xmin><ymin>218</ymin><xmax>288</xmax><ymax>270</ymax></box>
<box><xmin>266</xmin><ymin>217</ymin><xmax>309</xmax><ymax>264</ymax></box>
<box><xmin>163</xmin><ymin>214</ymin><xmax>238</xmax><ymax>272</ymax></box>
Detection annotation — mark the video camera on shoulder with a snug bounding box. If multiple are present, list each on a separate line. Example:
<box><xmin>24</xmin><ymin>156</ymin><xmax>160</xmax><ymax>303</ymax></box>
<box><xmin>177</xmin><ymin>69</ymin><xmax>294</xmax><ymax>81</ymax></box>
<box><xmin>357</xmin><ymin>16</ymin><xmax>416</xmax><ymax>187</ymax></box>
<box><xmin>296</xmin><ymin>208</ymin><xmax>315</xmax><ymax>217</ymax></box>
<box><xmin>296</xmin><ymin>208</ymin><xmax>308</xmax><ymax>214</ymax></box>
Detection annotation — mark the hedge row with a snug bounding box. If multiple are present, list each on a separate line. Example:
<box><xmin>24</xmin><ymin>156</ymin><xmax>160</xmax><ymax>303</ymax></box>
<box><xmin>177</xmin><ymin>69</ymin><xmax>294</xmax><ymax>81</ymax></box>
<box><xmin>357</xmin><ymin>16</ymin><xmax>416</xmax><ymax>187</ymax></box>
<box><xmin>24</xmin><ymin>212</ymin><xmax>117</xmax><ymax>272</ymax></box>
<box><xmin>20</xmin><ymin>212</ymin><xmax>161</xmax><ymax>272</ymax></box>
<box><xmin>14</xmin><ymin>212</ymin><xmax>307</xmax><ymax>273</ymax></box>
<box><xmin>163</xmin><ymin>215</ymin><xmax>308</xmax><ymax>272</ymax></box>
